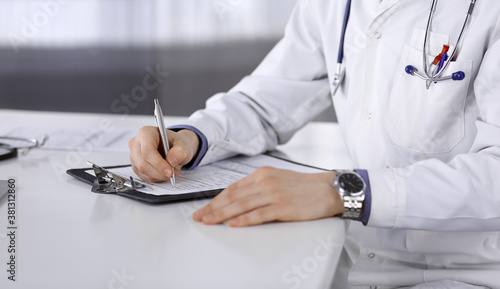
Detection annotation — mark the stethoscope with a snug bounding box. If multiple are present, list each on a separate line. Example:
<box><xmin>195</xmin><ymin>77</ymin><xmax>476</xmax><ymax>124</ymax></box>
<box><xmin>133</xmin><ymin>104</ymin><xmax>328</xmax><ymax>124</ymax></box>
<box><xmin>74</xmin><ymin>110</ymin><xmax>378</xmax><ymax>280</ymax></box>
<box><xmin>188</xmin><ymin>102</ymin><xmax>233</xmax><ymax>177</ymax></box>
<box><xmin>0</xmin><ymin>136</ymin><xmax>48</xmax><ymax>161</ymax></box>
<box><xmin>332</xmin><ymin>0</ymin><xmax>477</xmax><ymax>95</ymax></box>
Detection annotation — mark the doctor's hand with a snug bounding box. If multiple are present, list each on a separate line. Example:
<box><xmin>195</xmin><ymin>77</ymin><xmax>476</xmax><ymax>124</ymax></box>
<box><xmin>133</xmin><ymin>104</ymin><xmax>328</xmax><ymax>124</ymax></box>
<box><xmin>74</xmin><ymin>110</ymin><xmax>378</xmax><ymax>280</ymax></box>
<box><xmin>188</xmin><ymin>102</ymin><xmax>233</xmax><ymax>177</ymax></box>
<box><xmin>193</xmin><ymin>167</ymin><xmax>343</xmax><ymax>227</ymax></box>
<box><xmin>128</xmin><ymin>126</ymin><xmax>199</xmax><ymax>183</ymax></box>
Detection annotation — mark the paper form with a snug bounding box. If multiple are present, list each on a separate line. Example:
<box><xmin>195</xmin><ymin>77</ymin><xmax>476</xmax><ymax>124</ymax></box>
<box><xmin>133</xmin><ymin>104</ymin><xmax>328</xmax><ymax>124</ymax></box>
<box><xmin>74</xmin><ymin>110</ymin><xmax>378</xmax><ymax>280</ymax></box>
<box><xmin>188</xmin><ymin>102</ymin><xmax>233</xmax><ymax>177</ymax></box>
<box><xmin>108</xmin><ymin>154</ymin><xmax>326</xmax><ymax>196</ymax></box>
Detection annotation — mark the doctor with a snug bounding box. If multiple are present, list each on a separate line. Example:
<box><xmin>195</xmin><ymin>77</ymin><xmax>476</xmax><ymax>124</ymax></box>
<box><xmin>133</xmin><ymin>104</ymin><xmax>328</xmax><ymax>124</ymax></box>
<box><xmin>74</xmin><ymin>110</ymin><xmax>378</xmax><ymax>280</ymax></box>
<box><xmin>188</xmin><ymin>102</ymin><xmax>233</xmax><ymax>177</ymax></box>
<box><xmin>128</xmin><ymin>0</ymin><xmax>500</xmax><ymax>288</ymax></box>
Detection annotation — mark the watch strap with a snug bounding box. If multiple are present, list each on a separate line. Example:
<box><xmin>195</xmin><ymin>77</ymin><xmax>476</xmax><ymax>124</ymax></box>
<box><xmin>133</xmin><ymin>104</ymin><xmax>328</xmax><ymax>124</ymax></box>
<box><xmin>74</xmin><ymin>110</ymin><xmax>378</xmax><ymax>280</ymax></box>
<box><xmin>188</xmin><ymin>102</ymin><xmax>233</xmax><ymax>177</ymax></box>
<box><xmin>342</xmin><ymin>194</ymin><xmax>365</xmax><ymax>219</ymax></box>
<box><xmin>333</xmin><ymin>170</ymin><xmax>366</xmax><ymax>220</ymax></box>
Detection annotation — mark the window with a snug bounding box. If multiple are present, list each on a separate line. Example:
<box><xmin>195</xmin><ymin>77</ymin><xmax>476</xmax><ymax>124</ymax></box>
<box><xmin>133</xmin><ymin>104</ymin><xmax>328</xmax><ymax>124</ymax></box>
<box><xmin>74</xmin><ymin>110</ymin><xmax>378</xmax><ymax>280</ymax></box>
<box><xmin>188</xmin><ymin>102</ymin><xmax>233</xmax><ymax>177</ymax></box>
<box><xmin>1</xmin><ymin>0</ymin><xmax>297</xmax><ymax>50</ymax></box>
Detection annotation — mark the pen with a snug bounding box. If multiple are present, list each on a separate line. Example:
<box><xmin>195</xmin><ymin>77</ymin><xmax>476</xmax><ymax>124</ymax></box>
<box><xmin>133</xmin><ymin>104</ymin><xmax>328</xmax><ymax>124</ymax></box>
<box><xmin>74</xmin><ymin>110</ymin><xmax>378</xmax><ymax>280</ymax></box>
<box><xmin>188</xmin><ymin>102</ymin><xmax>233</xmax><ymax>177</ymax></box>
<box><xmin>154</xmin><ymin>98</ymin><xmax>176</xmax><ymax>188</ymax></box>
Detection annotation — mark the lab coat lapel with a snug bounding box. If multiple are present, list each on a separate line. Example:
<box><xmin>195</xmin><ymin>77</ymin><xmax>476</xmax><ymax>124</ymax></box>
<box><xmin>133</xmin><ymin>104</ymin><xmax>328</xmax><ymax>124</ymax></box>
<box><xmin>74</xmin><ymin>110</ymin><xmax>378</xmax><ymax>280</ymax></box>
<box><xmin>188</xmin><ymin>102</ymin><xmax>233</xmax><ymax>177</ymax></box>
<box><xmin>377</xmin><ymin>0</ymin><xmax>402</xmax><ymax>14</ymax></box>
<box><xmin>367</xmin><ymin>0</ymin><xmax>402</xmax><ymax>34</ymax></box>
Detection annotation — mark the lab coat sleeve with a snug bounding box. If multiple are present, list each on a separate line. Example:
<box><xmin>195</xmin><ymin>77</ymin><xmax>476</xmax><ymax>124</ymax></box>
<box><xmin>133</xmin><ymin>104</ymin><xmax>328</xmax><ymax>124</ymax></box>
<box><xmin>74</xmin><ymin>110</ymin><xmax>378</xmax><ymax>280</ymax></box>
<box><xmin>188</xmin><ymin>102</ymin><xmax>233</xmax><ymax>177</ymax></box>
<box><xmin>367</xmin><ymin>16</ymin><xmax>500</xmax><ymax>231</ymax></box>
<box><xmin>180</xmin><ymin>0</ymin><xmax>332</xmax><ymax>166</ymax></box>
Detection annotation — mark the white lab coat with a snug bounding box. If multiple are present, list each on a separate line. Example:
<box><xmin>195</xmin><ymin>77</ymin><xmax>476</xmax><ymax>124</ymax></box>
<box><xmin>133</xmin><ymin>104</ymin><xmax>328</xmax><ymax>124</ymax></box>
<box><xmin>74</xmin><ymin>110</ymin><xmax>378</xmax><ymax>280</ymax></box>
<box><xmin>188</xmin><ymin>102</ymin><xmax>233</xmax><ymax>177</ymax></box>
<box><xmin>182</xmin><ymin>0</ymin><xmax>500</xmax><ymax>288</ymax></box>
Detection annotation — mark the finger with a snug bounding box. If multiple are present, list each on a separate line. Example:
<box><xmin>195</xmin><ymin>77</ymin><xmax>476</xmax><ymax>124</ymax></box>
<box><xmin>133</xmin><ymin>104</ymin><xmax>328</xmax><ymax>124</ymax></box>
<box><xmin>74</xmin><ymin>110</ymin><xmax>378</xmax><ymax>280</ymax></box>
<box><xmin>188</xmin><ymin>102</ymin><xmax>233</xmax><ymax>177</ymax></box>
<box><xmin>166</xmin><ymin>146</ymin><xmax>189</xmax><ymax>168</ymax></box>
<box><xmin>200</xmin><ymin>193</ymin><xmax>271</xmax><ymax>225</ymax></box>
<box><xmin>209</xmin><ymin>166</ymin><xmax>280</xmax><ymax>210</ymax></box>
<box><xmin>194</xmin><ymin>167</ymin><xmax>278</xmax><ymax>220</ymax></box>
<box><xmin>224</xmin><ymin>166</ymin><xmax>275</xmax><ymax>189</ymax></box>
<box><xmin>139</xmin><ymin>131</ymin><xmax>174</xmax><ymax>179</ymax></box>
<box><xmin>227</xmin><ymin>205</ymin><xmax>283</xmax><ymax>227</ymax></box>
<box><xmin>193</xmin><ymin>176</ymin><xmax>259</xmax><ymax>221</ymax></box>
<box><xmin>166</xmin><ymin>131</ymin><xmax>195</xmax><ymax>167</ymax></box>
<box><xmin>130</xmin><ymin>145</ymin><xmax>168</xmax><ymax>182</ymax></box>
<box><xmin>131</xmin><ymin>164</ymin><xmax>163</xmax><ymax>183</ymax></box>
<box><xmin>173</xmin><ymin>166</ymin><xmax>181</xmax><ymax>178</ymax></box>
<box><xmin>130</xmin><ymin>128</ymin><xmax>172</xmax><ymax>181</ymax></box>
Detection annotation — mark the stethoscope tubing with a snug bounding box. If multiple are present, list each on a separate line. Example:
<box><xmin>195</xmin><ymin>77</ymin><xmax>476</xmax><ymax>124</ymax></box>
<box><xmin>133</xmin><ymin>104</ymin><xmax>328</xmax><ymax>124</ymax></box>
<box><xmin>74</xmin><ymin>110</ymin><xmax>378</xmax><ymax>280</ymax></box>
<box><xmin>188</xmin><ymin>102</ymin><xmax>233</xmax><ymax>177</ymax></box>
<box><xmin>336</xmin><ymin>0</ymin><xmax>352</xmax><ymax>65</ymax></box>
<box><xmin>422</xmin><ymin>0</ymin><xmax>476</xmax><ymax>80</ymax></box>
<box><xmin>0</xmin><ymin>135</ymin><xmax>48</xmax><ymax>161</ymax></box>
<box><xmin>0</xmin><ymin>136</ymin><xmax>44</xmax><ymax>150</ymax></box>
<box><xmin>333</xmin><ymin>0</ymin><xmax>476</xmax><ymax>92</ymax></box>
<box><xmin>331</xmin><ymin>0</ymin><xmax>352</xmax><ymax>95</ymax></box>
<box><xmin>405</xmin><ymin>65</ymin><xmax>466</xmax><ymax>82</ymax></box>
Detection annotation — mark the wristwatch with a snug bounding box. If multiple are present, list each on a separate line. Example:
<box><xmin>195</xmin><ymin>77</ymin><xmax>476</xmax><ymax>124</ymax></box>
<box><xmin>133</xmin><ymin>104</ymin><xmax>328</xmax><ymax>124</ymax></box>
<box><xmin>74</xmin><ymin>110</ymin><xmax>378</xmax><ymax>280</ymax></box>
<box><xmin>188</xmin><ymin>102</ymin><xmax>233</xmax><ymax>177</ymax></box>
<box><xmin>333</xmin><ymin>170</ymin><xmax>366</xmax><ymax>220</ymax></box>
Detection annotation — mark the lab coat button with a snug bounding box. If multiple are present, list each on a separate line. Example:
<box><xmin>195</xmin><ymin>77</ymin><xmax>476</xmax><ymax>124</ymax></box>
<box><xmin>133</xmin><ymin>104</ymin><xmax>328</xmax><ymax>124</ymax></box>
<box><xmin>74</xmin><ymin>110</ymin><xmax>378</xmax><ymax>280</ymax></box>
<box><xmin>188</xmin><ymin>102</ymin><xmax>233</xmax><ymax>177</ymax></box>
<box><xmin>374</xmin><ymin>32</ymin><xmax>382</xmax><ymax>39</ymax></box>
<box><xmin>368</xmin><ymin>253</ymin><xmax>375</xmax><ymax>258</ymax></box>
<box><xmin>366</xmin><ymin>112</ymin><xmax>372</xmax><ymax>120</ymax></box>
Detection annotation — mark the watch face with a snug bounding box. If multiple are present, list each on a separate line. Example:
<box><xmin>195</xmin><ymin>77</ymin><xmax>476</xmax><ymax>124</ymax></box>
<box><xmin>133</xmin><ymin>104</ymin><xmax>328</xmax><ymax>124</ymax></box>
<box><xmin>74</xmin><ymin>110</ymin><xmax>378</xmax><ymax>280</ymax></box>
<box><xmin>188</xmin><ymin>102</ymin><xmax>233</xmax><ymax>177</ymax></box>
<box><xmin>338</xmin><ymin>173</ymin><xmax>364</xmax><ymax>194</ymax></box>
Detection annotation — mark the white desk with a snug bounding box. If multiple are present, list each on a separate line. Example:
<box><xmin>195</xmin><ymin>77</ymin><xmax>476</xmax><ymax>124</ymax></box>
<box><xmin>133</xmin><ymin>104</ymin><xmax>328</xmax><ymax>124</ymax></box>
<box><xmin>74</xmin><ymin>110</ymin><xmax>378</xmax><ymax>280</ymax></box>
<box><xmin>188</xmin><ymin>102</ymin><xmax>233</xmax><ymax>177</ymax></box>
<box><xmin>0</xmin><ymin>110</ymin><xmax>352</xmax><ymax>289</ymax></box>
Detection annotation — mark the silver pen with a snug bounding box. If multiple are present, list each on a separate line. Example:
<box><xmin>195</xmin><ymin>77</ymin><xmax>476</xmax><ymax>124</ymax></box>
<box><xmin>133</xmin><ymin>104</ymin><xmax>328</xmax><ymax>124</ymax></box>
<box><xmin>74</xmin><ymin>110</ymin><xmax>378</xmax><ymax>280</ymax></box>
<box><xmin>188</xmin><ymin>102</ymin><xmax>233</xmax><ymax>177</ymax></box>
<box><xmin>154</xmin><ymin>98</ymin><xmax>176</xmax><ymax>188</ymax></box>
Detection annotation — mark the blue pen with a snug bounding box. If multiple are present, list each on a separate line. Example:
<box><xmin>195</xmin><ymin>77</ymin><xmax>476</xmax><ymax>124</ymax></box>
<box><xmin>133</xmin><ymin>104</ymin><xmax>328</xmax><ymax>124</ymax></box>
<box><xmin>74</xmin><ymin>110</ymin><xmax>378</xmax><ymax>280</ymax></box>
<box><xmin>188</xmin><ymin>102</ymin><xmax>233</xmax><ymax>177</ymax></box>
<box><xmin>434</xmin><ymin>52</ymin><xmax>448</xmax><ymax>84</ymax></box>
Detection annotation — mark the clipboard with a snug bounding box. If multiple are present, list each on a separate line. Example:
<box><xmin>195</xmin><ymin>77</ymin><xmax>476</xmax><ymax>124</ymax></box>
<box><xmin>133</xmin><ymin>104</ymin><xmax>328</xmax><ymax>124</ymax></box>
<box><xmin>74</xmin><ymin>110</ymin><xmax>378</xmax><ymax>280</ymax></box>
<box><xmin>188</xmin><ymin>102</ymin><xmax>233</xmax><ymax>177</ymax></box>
<box><xmin>66</xmin><ymin>164</ymin><xmax>222</xmax><ymax>204</ymax></box>
<box><xmin>66</xmin><ymin>154</ymin><xmax>329</xmax><ymax>204</ymax></box>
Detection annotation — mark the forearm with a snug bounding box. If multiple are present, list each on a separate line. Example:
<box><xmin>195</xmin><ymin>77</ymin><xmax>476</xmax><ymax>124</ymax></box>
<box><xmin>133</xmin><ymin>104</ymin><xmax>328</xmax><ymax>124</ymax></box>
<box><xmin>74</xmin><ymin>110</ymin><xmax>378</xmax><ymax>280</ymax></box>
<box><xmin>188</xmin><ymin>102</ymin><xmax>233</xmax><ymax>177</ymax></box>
<box><xmin>367</xmin><ymin>145</ymin><xmax>500</xmax><ymax>231</ymax></box>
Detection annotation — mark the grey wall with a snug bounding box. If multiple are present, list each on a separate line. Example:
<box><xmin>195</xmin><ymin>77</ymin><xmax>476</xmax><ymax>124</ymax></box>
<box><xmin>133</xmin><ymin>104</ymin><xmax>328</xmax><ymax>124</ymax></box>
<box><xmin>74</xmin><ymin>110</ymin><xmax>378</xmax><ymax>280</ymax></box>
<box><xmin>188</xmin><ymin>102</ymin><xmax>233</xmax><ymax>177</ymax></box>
<box><xmin>0</xmin><ymin>41</ymin><xmax>336</xmax><ymax>121</ymax></box>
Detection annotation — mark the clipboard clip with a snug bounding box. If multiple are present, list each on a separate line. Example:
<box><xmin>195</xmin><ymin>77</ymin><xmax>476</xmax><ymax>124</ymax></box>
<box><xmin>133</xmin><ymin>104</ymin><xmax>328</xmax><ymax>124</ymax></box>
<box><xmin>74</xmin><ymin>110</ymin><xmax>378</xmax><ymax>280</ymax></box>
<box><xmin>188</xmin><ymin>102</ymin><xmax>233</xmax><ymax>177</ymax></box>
<box><xmin>87</xmin><ymin>161</ymin><xmax>149</xmax><ymax>194</ymax></box>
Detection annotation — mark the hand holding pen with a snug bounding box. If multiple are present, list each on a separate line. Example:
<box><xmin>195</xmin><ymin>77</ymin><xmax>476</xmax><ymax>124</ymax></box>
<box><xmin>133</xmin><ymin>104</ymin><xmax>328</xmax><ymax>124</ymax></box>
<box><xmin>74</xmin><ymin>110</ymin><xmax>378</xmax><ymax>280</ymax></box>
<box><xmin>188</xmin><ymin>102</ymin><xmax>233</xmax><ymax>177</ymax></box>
<box><xmin>128</xmin><ymin>100</ymin><xmax>200</xmax><ymax>185</ymax></box>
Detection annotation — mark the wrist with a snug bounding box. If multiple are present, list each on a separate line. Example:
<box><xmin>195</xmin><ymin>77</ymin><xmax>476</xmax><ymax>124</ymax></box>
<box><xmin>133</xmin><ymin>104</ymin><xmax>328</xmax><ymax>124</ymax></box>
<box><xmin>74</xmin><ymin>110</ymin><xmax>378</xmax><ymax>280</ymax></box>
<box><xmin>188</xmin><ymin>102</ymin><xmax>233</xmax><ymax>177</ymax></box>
<box><xmin>321</xmin><ymin>171</ymin><xmax>345</xmax><ymax>217</ymax></box>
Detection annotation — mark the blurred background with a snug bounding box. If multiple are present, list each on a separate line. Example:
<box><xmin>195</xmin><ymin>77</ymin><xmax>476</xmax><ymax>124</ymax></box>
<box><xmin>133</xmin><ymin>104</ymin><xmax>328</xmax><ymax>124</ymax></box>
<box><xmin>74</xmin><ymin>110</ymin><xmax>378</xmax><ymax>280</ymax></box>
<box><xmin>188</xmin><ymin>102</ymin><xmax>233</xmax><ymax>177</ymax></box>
<box><xmin>0</xmin><ymin>0</ymin><xmax>335</xmax><ymax>121</ymax></box>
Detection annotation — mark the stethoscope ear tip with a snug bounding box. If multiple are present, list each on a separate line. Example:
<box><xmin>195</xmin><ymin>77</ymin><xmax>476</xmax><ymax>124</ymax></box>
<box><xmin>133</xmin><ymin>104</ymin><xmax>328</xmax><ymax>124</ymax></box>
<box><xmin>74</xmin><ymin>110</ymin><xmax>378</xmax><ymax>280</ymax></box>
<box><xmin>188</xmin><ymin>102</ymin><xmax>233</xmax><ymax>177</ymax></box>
<box><xmin>452</xmin><ymin>71</ymin><xmax>466</xmax><ymax>81</ymax></box>
<box><xmin>405</xmin><ymin>65</ymin><xmax>417</xmax><ymax>75</ymax></box>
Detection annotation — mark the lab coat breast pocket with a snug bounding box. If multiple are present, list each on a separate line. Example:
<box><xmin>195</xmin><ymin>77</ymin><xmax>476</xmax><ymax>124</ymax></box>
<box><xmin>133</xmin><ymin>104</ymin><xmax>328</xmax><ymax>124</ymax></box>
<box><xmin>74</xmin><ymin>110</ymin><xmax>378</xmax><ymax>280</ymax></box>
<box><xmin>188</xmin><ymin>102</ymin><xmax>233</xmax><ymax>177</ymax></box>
<box><xmin>384</xmin><ymin>45</ymin><xmax>472</xmax><ymax>154</ymax></box>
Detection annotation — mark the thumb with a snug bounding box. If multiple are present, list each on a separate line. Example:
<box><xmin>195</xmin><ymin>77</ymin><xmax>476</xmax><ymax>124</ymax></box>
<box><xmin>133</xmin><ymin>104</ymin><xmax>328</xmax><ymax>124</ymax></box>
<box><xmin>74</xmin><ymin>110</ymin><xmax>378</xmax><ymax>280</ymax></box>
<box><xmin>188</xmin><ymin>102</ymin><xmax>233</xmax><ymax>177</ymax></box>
<box><xmin>166</xmin><ymin>142</ymin><xmax>192</xmax><ymax>168</ymax></box>
<box><xmin>165</xmin><ymin>129</ymin><xmax>198</xmax><ymax>169</ymax></box>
